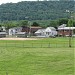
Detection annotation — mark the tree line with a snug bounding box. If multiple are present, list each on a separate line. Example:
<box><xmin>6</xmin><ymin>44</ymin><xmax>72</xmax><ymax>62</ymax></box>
<box><xmin>0</xmin><ymin>18</ymin><xmax>74</xmax><ymax>30</ymax></box>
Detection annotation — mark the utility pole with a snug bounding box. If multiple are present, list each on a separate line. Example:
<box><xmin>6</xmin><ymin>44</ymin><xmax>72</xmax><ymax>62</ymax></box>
<box><xmin>66</xmin><ymin>10</ymin><xmax>73</xmax><ymax>47</ymax></box>
<box><xmin>28</xmin><ymin>21</ymin><xmax>32</xmax><ymax>37</ymax></box>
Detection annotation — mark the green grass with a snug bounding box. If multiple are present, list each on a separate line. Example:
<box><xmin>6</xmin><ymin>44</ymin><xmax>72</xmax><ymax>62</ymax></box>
<box><xmin>0</xmin><ymin>37</ymin><xmax>74</xmax><ymax>75</ymax></box>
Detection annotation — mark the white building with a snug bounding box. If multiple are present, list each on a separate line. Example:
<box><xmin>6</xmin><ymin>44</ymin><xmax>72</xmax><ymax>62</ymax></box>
<box><xmin>35</xmin><ymin>27</ymin><xmax>57</xmax><ymax>37</ymax></box>
<box><xmin>16</xmin><ymin>32</ymin><xmax>27</xmax><ymax>38</ymax></box>
<box><xmin>35</xmin><ymin>29</ymin><xmax>46</xmax><ymax>37</ymax></box>
<box><xmin>45</xmin><ymin>27</ymin><xmax>57</xmax><ymax>37</ymax></box>
<box><xmin>0</xmin><ymin>26</ymin><xmax>6</xmax><ymax>32</ymax></box>
<box><xmin>9</xmin><ymin>27</ymin><xmax>22</xmax><ymax>36</ymax></box>
<box><xmin>0</xmin><ymin>32</ymin><xmax>7</xmax><ymax>38</ymax></box>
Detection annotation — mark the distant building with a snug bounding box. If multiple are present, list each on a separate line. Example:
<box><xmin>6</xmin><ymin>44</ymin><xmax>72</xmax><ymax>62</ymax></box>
<box><xmin>0</xmin><ymin>26</ymin><xmax>6</xmax><ymax>38</ymax></box>
<box><xmin>9</xmin><ymin>27</ymin><xmax>22</xmax><ymax>36</ymax></box>
<box><xmin>35</xmin><ymin>29</ymin><xmax>46</xmax><ymax>37</ymax></box>
<box><xmin>0</xmin><ymin>32</ymin><xmax>7</xmax><ymax>38</ymax></box>
<box><xmin>22</xmin><ymin>26</ymin><xmax>42</xmax><ymax>35</ymax></box>
<box><xmin>45</xmin><ymin>27</ymin><xmax>57</xmax><ymax>37</ymax></box>
<box><xmin>58</xmin><ymin>27</ymin><xmax>75</xmax><ymax>36</ymax></box>
<box><xmin>35</xmin><ymin>27</ymin><xmax>57</xmax><ymax>37</ymax></box>
<box><xmin>0</xmin><ymin>26</ymin><xmax>6</xmax><ymax>32</ymax></box>
<box><xmin>16</xmin><ymin>32</ymin><xmax>27</xmax><ymax>38</ymax></box>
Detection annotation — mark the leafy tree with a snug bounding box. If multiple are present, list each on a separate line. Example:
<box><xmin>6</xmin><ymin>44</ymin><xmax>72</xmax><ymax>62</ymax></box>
<box><xmin>0</xmin><ymin>25</ymin><xmax>3</xmax><ymax>32</ymax></box>
<box><xmin>68</xmin><ymin>19</ymin><xmax>73</xmax><ymax>27</ymax></box>
<box><xmin>73</xmin><ymin>21</ymin><xmax>75</xmax><ymax>27</ymax></box>
<box><xmin>73</xmin><ymin>20</ymin><xmax>75</xmax><ymax>33</ymax></box>
<box><xmin>59</xmin><ymin>18</ymin><xmax>68</xmax><ymax>25</ymax></box>
<box><xmin>31</xmin><ymin>22</ymin><xmax>40</xmax><ymax>26</ymax></box>
<box><xmin>48</xmin><ymin>20</ymin><xmax>59</xmax><ymax>27</ymax></box>
<box><xmin>3</xmin><ymin>21</ymin><xmax>16</xmax><ymax>29</ymax></box>
<box><xmin>19</xmin><ymin>20</ymin><xmax>28</xmax><ymax>27</ymax></box>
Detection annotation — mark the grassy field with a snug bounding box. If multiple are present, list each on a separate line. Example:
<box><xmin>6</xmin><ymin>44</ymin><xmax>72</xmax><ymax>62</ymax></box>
<box><xmin>0</xmin><ymin>37</ymin><xmax>74</xmax><ymax>75</ymax></box>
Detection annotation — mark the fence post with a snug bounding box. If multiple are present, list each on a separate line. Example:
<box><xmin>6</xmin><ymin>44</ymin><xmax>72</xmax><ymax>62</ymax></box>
<box><xmin>15</xmin><ymin>42</ymin><xmax>16</xmax><ymax>47</ymax></box>
<box><xmin>48</xmin><ymin>43</ymin><xmax>50</xmax><ymax>48</ymax></box>
<box><xmin>41</xmin><ymin>43</ymin><xmax>42</xmax><ymax>48</ymax></box>
<box><xmin>23</xmin><ymin>42</ymin><xmax>24</xmax><ymax>48</ymax></box>
<box><xmin>32</xmin><ymin>43</ymin><xmax>33</xmax><ymax>48</ymax></box>
<box><xmin>6</xmin><ymin>41</ymin><xmax>7</xmax><ymax>48</ymax></box>
<box><xmin>55</xmin><ymin>42</ymin><xmax>57</xmax><ymax>48</ymax></box>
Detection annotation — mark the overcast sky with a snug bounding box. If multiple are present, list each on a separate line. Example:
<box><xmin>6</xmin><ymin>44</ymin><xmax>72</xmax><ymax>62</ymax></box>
<box><xmin>0</xmin><ymin>0</ymin><xmax>37</xmax><ymax>5</ymax></box>
<box><xmin>0</xmin><ymin>0</ymin><xmax>74</xmax><ymax>5</ymax></box>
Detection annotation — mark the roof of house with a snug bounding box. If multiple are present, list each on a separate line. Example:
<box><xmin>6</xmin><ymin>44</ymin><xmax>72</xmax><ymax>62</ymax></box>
<box><xmin>45</xmin><ymin>27</ymin><xmax>56</xmax><ymax>32</ymax></box>
<box><xmin>9</xmin><ymin>27</ymin><xmax>22</xmax><ymax>30</ymax></box>
<box><xmin>35</xmin><ymin>29</ymin><xmax>45</xmax><ymax>33</ymax></box>
<box><xmin>16</xmin><ymin>32</ymin><xmax>26</xmax><ymax>34</ymax></box>
<box><xmin>58</xmin><ymin>24</ymin><xmax>66</xmax><ymax>28</ymax></box>
<box><xmin>47</xmin><ymin>27</ymin><xmax>56</xmax><ymax>30</ymax></box>
<box><xmin>58</xmin><ymin>27</ymin><xmax>75</xmax><ymax>30</ymax></box>
<box><xmin>30</xmin><ymin>26</ymin><xmax>42</xmax><ymax>28</ymax></box>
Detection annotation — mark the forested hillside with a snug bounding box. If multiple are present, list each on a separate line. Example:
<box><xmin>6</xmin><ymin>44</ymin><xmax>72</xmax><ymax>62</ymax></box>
<box><xmin>0</xmin><ymin>1</ymin><xmax>74</xmax><ymax>21</ymax></box>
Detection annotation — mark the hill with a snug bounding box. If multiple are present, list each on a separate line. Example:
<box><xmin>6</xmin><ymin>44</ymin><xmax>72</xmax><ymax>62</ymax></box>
<box><xmin>0</xmin><ymin>1</ymin><xmax>74</xmax><ymax>21</ymax></box>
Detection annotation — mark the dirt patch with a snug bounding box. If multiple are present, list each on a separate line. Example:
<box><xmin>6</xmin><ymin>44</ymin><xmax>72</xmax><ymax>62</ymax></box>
<box><xmin>0</xmin><ymin>38</ymin><xmax>38</xmax><ymax>40</ymax></box>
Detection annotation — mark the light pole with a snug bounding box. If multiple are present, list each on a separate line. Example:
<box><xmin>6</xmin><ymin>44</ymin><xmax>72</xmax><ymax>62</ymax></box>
<box><xmin>66</xmin><ymin>10</ymin><xmax>73</xmax><ymax>47</ymax></box>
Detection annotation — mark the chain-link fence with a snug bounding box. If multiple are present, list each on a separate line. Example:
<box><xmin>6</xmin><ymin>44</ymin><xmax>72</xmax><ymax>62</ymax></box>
<box><xmin>0</xmin><ymin>42</ymin><xmax>74</xmax><ymax>48</ymax></box>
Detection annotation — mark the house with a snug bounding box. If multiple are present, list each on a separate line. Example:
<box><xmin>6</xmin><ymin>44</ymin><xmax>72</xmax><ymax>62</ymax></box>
<box><xmin>16</xmin><ymin>32</ymin><xmax>27</xmax><ymax>38</ymax></box>
<box><xmin>30</xmin><ymin>26</ymin><xmax>42</xmax><ymax>35</ymax></box>
<box><xmin>0</xmin><ymin>32</ymin><xmax>7</xmax><ymax>38</ymax></box>
<box><xmin>35</xmin><ymin>27</ymin><xmax>57</xmax><ymax>37</ymax></box>
<box><xmin>0</xmin><ymin>26</ymin><xmax>6</xmax><ymax>32</ymax></box>
<box><xmin>35</xmin><ymin>29</ymin><xmax>46</xmax><ymax>37</ymax></box>
<box><xmin>58</xmin><ymin>27</ymin><xmax>75</xmax><ymax>36</ymax></box>
<box><xmin>21</xmin><ymin>26</ymin><xmax>30</xmax><ymax>33</ymax></box>
<box><xmin>0</xmin><ymin>26</ymin><xmax>6</xmax><ymax>38</ymax></box>
<box><xmin>22</xmin><ymin>26</ymin><xmax>42</xmax><ymax>35</ymax></box>
<box><xmin>45</xmin><ymin>27</ymin><xmax>57</xmax><ymax>37</ymax></box>
<box><xmin>9</xmin><ymin>27</ymin><xmax>22</xmax><ymax>36</ymax></box>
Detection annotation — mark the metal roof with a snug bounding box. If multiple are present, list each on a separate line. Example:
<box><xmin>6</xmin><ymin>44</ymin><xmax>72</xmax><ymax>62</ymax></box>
<box><xmin>9</xmin><ymin>27</ymin><xmax>22</xmax><ymax>30</ymax></box>
<box><xmin>58</xmin><ymin>27</ymin><xmax>75</xmax><ymax>30</ymax></box>
<box><xmin>58</xmin><ymin>24</ymin><xmax>66</xmax><ymax>28</ymax></box>
<box><xmin>35</xmin><ymin>29</ymin><xmax>45</xmax><ymax>33</ymax></box>
<box><xmin>47</xmin><ymin>27</ymin><xmax>56</xmax><ymax>30</ymax></box>
<box><xmin>16</xmin><ymin>32</ymin><xmax>26</xmax><ymax>34</ymax></box>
